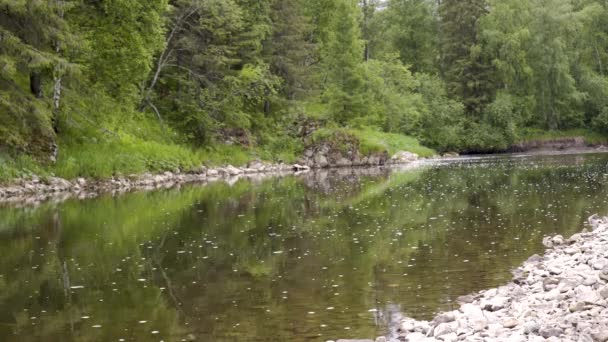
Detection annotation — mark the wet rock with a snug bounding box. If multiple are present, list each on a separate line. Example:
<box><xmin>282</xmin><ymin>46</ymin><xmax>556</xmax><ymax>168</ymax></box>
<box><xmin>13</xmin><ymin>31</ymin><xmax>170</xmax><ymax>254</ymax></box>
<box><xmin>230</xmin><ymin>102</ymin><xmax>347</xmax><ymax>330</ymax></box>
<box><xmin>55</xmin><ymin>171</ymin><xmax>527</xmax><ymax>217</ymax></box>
<box><xmin>457</xmin><ymin>294</ymin><xmax>475</xmax><ymax>303</ymax></box>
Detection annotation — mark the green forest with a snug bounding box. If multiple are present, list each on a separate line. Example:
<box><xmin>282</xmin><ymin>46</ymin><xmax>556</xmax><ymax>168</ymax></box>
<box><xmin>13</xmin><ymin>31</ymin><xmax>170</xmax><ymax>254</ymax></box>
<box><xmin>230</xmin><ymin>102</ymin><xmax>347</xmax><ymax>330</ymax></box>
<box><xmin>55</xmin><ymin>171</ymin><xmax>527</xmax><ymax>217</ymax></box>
<box><xmin>2</xmin><ymin>0</ymin><xmax>608</xmax><ymax>180</ymax></box>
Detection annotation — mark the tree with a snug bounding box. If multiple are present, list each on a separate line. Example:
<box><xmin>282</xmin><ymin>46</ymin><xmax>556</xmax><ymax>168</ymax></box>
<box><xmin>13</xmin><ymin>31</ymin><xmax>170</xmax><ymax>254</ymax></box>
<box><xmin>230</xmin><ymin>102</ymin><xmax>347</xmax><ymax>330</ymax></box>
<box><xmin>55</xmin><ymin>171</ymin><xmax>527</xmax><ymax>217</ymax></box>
<box><xmin>0</xmin><ymin>0</ymin><xmax>76</xmax><ymax>159</ymax></box>
<box><xmin>439</xmin><ymin>0</ymin><xmax>494</xmax><ymax>115</ymax></box>
<box><xmin>323</xmin><ymin>0</ymin><xmax>365</xmax><ymax>124</ymax></box>
<box><xmin>264</xmin><ymin>0</ymin><xmax>316</xmax><ymax>101</ymax></box>
<box><xmin>370</xmin><ymin>0</ymin><xmax>440</xmax><ymax>73</ymax></box>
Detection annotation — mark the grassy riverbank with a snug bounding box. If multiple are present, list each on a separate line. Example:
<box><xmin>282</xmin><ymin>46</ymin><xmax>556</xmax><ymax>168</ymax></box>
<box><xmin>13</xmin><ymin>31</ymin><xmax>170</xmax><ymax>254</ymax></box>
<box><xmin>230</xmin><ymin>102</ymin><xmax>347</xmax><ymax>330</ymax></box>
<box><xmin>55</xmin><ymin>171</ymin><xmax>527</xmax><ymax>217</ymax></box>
<box><xmin>517</xmin><ymin>128</ymin><xmax>608</xmax><ymax>146</ymax></box>
<box><xmin>0</xmin><ymin>128</ymin><xmax>436</xmax><ymax>184</ymax></box>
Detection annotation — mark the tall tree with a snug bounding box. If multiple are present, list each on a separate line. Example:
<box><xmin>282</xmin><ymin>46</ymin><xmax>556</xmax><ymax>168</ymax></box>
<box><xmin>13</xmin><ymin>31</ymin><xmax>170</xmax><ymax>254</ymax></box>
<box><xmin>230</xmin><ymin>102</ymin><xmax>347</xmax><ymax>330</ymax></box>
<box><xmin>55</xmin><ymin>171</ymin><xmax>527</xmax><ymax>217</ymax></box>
<box><xmin>0</xmin><ymin>0</ymin><xmax>76</xmax><ymax>158</ymax></box>
<box><xmin>439</xmin><ymin>0</ymin><xmax>494</xmax><ymax>115</ymax></box>
<box><xmin>264</xmin><ymin>0</ymin><xmax>315</xmax><ymax>101</ymax></box>
<box><xmin>323</xmin><ymin>0</ymin><xmax>365</xmax><ymax>124</ymax></box>
<box><xmin>371</xmin><ymin>0</ymin><xmax>440</xmax><ymax>73</ymax></box>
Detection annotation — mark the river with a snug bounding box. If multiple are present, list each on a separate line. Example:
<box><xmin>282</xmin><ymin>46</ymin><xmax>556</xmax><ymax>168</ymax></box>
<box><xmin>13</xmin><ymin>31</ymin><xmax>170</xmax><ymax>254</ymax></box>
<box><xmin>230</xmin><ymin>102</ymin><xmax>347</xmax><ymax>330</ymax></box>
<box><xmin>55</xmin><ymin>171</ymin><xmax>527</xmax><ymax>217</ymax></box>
<box><xmin>0</xmin><ymin>152</ymin><xmax>607</xmax><ymax>341</ymax></box>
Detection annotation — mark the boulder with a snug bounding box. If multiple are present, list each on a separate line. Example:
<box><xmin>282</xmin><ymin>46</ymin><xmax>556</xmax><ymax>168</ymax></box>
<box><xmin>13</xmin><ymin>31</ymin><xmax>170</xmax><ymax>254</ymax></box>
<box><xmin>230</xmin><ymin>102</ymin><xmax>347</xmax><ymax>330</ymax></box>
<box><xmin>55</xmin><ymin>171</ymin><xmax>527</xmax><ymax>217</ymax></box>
<box><xmin>391</xmin><ymin>151</ymin><xmax>419</xmax><ymax>164</ymax></box>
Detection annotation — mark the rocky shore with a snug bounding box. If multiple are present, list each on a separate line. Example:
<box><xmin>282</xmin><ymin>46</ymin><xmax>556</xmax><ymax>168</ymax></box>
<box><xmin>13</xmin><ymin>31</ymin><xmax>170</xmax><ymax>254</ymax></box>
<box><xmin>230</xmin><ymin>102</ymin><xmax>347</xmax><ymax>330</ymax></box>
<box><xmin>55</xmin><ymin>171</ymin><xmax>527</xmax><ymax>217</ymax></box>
<box><xmin>0</xmin><ymin>151</ymin><xmax>428</xmax><ymax>205</ymax></box>
<box><xmin>348</xmin><ymin>215</ymin><xmax>608</xmax><ymax>342</ymax></box>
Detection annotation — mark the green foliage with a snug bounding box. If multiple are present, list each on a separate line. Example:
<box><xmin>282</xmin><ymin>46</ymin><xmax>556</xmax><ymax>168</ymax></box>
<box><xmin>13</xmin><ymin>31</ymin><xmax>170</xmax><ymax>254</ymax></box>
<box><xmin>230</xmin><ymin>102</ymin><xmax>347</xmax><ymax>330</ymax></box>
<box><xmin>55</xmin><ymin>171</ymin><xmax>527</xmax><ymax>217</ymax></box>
<box><xmin>440</xmin><ymin>0</ymin><xmax>495</xmax><ymax>115</ymax></box>
<box><xmin>370</xmin><ymin>0</ymin><xmax>439</xmax><ymax>73</ymax></box>
<box><xmin>6</xmin><ymin>0</ymin><xmax>608</xmax><ymax>182</ymax></box>
<box><xmin>322</xmin><ymin>0</ymin><xmax>365</xmax><ymax>124</ymax></box>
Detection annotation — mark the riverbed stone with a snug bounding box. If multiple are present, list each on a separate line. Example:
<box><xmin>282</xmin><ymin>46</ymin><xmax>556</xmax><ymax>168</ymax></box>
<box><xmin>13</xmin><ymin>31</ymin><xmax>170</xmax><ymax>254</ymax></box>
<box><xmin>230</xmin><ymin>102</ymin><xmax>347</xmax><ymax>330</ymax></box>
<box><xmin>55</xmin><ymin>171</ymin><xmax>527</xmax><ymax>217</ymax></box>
<box><xmin>433</xmin><ymin>322</ymin><xmax>458</xmax><ymax>337</ymax></box>
<box><xmin>503</xmin><ymin>317</ymin><xmax>519</xmax><ymax>329</ymax></box>
<box><xmin>591</xmin><ymin>330</ymin><xmax>608</xmax><ymax>342</ymax></box>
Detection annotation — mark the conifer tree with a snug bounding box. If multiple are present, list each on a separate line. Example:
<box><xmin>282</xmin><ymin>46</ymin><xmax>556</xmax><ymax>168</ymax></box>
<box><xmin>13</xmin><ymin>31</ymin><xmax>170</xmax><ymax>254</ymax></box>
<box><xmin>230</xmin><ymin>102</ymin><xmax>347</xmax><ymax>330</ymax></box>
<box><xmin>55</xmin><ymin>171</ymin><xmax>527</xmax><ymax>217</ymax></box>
<box><xmin>439</xmin><ymin>0</ymin><xmax>494</xmax><ymax>115</ymax></box>
<box><xmin>323</xmin><ymin>0</ymin><xmax>365</xmax><ymax>124</ymax></box>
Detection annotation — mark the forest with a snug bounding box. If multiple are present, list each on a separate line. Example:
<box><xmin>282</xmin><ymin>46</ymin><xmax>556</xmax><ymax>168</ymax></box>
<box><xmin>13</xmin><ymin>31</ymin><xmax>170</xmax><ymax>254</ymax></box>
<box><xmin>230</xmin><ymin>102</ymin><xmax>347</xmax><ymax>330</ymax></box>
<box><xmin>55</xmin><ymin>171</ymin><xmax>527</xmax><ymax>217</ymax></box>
<box><xmin>2</xmin><ymin>0</ymin><xmax>608</xmax><ymax>179</ymax></box>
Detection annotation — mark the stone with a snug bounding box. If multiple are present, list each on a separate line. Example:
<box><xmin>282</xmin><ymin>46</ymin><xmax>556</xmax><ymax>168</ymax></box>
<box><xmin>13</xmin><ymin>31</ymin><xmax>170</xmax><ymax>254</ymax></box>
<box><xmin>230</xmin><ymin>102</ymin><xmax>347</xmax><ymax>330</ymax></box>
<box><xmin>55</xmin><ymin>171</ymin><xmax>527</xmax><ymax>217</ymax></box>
<box><xmin>548</xmin><ymin>266</ymin><xmax>562</xmax><ymax>275</ymax></box>
<box><xmin>460</xmin><ymin>304</ymin><xmax>484</xmax><ymax>320</ymax></box>
<box><xmin>225</xmin><ymin>165</ymin><xmax>242</xmax><ymax>175</ymax></box>
<box><xmin>481</xmin><ymin>296</ymin><xmax>510</xmax><ymax>311</ymax></box>
<box><xmin>400</xmin><ymin>320</ymin><xmax>416</xmax><ymax>332</ymax></box>
<box><xmin>292</xmin><ymin>164</ymin><xmax>310</xmax><ymax>171</ymax></box>
<box><xmin>542</xmin><ymin>236</ymin><xmax>554</xmax><ymax>248</ymax></box>
<box><xmin>391</xmin><ymin>151</ymin><xmax>419</xmax><ymax>163</ymax></box>
<box><xmin>375</xmin><ymin>337</ymin><xmax>387</xmax><ymax>342</ymax></box>
<box><xmin>523</xmin><ymin>320</ymin><xmax>540</xmax><ymax>334</ymax></box>
<box><xmin>404</xmin><ymin>332</ymin><xmax>426</xmax><ymax>342</ymax></box>
<box><xmin>576</xmin><ymin>286</ymin><xmax>602</xmax><ymax>304</ymax></box>
<box><xmin>503</xmin><ymin>318</ymin><xmax>519</xmax><ymax>329</ymax></box>
<box><xmin>600</xmin><ymin>267</ymin><xmax>608</xmax><ymax>282</ymax></box>
<box><xmin>552</xmin><ymin>235</ymin><xmax>565</xmax><ymax>245</ymax></box>
<box><xmin>436</xmin><ymin>332</ymin><xmax>457</xmax><ymax>342</ymax></box>
<box><xmin>433</xmin><ymin>322</ymin><xmax>457</xmax><ymax>337</ymax></box>
<box><xmin>591</xmin><ymin>330</ymin><xmax>608</xmax><ymax>342</ymax></box>
<box><xmin>442</xmin><ymin>152</ymin><xmax>459</xmax><ymax>158</ymax></box>
<box><xmin>565</xmin><ymin>248</ymin><xmax>579</xmax><ymax>255</ymax></box>
<box><xmin>569</xmin><ymin>301</ymin><xmax>588</xmax><ymax>312</ymax></box>
<box><xmin>457</xmin><ymin>294</ymin><xmax>475</xmax><ymax>303</ymax></box>
<box><xmin>471</xmin><ymin>319</ymin><xmax>488</xmax><ymax>332</ymax></box>
<box><xmin>600</xmin><ymin>287</ymin><xmax>608</xmax><ymax>299</ymax></box>
<box><xmin>539</xmin><ymin>327</ymin><xmax>563</xmax><ymax>338</ymax></box>
<box><xmin>314</xmin><ymin>154</ymin><xmax>329</xmax><ymax>168</ymax></box>
<box><xmin>434</xmin><ymin>312</ymin><xmax>456</xmax><ymax>324</ymax></box>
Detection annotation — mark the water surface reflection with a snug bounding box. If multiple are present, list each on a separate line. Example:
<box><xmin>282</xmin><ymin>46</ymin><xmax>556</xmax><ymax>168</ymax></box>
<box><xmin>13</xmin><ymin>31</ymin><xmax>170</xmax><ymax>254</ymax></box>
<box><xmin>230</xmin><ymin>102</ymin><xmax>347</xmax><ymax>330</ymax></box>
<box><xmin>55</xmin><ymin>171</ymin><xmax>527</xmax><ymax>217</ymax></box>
<box><xmin>1</xmin><ymin>153</ymin><xmax>607</xmax><ymax>341</ymax></box>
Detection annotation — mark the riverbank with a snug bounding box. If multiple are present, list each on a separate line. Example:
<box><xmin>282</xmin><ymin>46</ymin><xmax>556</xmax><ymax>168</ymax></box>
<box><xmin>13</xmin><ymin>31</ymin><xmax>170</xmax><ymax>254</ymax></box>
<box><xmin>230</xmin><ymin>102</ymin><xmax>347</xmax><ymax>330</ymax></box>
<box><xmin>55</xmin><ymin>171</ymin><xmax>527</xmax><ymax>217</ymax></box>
<box><xmin>0</xmin><ymin>152</ymin><xmax>430</xmax><ymax>205</ymax></box>
<box><xmin>362</xmin><ymin>215</ymin><xmax>608</xmax><ymax>342</ymax></box>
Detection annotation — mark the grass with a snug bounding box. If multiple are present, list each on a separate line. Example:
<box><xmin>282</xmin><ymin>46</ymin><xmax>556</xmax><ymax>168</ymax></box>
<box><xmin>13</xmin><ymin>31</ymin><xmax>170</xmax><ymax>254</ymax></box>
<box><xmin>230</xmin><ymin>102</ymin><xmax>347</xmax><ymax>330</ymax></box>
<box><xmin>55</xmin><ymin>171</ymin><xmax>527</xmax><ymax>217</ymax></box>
<box><xmin>349</xmin><ymin>128</ymin><xmax>437</xmax><ymax>157</ymax></box>
<box><xmin>0</xmin><ymin>136</ymin><xmax>300</xmax><ymax>184</ymax></box>
<box><xmin>0</xmin><ymin>126</ymin><xmax>433</xmax><ymax>184</ymax></box>
<box><xmin>311</xmin><ymin>127</ymin><xmax>436</xmax><ymax>158</ymax></box>
<box><xmin>518</xmin><ymin>128</ymin><xmax>608</xmax><ymax>145</ymax></box>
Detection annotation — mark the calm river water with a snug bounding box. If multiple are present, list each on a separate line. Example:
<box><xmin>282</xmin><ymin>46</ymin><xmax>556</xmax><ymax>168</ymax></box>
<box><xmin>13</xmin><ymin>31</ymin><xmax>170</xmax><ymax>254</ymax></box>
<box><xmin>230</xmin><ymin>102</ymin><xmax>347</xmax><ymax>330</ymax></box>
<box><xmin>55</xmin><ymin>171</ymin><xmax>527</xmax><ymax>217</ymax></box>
<box><xmin>1</xmin><ymin>153</ymin><xmax>608</xmax><ymax>341</ymax></box>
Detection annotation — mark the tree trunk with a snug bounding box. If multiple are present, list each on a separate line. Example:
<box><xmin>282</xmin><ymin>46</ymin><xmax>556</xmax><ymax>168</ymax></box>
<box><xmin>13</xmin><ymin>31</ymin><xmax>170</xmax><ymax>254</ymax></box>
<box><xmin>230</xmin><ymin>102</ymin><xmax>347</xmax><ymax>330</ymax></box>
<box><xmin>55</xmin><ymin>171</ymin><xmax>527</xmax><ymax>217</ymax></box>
<box><xmin>30</xmin><ymin>72</ymin><xmax>43</xmax><ymax>98</ymax></box>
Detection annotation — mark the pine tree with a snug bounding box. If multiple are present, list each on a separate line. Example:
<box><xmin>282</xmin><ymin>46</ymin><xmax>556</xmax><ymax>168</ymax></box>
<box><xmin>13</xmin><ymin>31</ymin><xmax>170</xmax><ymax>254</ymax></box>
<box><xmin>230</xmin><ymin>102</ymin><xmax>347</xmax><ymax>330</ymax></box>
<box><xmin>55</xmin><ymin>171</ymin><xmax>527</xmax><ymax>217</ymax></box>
<box><xmin>264</xmin><ymin>0</ymin><xmax>315</xmax><ymax>101</ymax></box>
<box><xmin>439</xmin><ymin>0</ymin><xmax>494</xmax><ymax>115</ymax></box>
<box><xmin>323</xmin><ymin>0</ymin><xmax>365</xmax><ymax>124</ymax></box>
